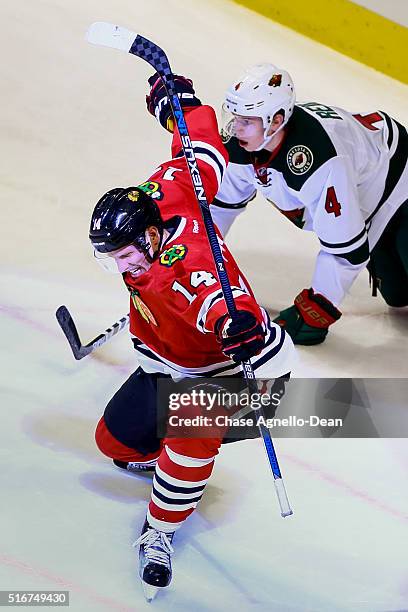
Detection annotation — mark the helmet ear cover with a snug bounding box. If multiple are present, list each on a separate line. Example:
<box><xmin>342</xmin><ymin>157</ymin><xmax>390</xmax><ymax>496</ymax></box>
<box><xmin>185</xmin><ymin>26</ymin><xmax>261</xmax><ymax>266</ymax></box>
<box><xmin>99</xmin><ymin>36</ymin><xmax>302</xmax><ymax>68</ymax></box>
<box><xmin>132</xmin><ymin>228</ymin><xmax>161</xmax><ymax>264</ymax></box>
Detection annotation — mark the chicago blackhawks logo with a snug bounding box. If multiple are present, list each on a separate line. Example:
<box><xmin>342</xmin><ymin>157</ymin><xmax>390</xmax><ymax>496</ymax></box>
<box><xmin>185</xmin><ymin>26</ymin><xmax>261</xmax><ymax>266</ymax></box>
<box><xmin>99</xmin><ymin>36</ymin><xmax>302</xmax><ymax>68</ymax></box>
<box><xmin>159</xmin><ymin>244</ymin><xmax>187</xmax><ymax>267</ymax></box>
<box><xmin>137</xmin><ymin>181</ymin><xmax>164</xmax><ymax>201</ymax></box>
<box><xmin>127</xmin><ymin>190</ymin><xmax>140</xmax><ymax>202</ymax></box>
<box><xmin>287</xmin><ymin>145</ymin><xmax>314</xmax><ymax>175</ymax></box>
<box><xmin>131</xmin><ymin>291</ymin><xmax>158</xmax><ymax>326</ymax></box>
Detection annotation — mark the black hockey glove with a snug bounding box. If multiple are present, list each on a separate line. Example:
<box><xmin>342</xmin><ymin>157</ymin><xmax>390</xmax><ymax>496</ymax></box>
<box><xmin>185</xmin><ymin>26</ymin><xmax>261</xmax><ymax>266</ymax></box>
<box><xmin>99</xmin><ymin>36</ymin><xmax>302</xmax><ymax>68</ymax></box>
<box><xmin>146</xmin><ymin>73</ymin><xmax>201</xmax><ymax>133</ymax></box>
<box><xmin>215</xmin><ymin>310</ymin><xmax>265</xmax><ymax>363</ymax></box>
<box><xmin>274</xmin><ymin>288</ymin><xmax>342</xmax><ymax>345</ymax></box>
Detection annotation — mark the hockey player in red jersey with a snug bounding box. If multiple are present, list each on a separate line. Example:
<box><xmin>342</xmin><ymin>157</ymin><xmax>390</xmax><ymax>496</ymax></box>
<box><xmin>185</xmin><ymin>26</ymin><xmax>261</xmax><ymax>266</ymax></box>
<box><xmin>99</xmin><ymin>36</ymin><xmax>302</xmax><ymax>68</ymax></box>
<box><xmin>89</xmin><ymin>73</ymin><xmax>295</xmax><ymax>599</ymax></box>
<box><xmin>213</xmin><ymin>63</ymin><xmax>408</xmax><ymax>345</ymax></box>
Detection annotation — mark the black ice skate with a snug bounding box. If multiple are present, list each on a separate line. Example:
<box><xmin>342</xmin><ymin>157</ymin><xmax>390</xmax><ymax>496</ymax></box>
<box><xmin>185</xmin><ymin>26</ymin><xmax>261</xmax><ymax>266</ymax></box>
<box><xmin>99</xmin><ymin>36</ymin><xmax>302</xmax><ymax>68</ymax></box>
<box><xmin>113</xmin><ymin>459</ymin><xmax>156</xmax><ymax>473</ymax></box>
<box><xmin>133</xmin><ymin>519</ymin><xmax>175</xmax><ymax>602</ymax></box>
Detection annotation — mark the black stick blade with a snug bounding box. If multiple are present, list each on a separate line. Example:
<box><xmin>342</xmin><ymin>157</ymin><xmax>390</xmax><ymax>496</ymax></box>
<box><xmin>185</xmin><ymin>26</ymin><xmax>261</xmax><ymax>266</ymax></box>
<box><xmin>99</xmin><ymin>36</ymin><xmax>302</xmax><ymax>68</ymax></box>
<box><xmin>129</xmin><ymin>35</ymin><xmax>172</xmax><ymax>78</ymax></box>
<box><xmin>55</xmin><ymin>305</ymin><xmax>90</xmax><ymax>360</ymax></box>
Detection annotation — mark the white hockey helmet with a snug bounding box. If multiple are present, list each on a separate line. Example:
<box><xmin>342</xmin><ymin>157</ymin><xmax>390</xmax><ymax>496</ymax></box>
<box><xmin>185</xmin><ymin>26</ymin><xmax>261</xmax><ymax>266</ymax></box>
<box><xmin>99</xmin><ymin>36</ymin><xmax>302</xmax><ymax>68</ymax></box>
<box><xmin>222</xmin><ymin>63</ymin><xmax>296</xmax><ymax>148</ymax></box>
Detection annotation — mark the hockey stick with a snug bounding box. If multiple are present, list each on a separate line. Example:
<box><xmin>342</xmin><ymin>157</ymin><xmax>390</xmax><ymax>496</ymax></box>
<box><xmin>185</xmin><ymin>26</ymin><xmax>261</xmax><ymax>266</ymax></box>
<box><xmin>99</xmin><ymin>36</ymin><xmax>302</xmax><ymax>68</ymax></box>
<box><xmin>56</xmin><ymin>305</ymin><xmax>129</xmax><ymax>360</ymax></box>
<box><xmin>86</xmin><ymin>22</ymin><xmax>293</xmax><ymax>517</ymax></box>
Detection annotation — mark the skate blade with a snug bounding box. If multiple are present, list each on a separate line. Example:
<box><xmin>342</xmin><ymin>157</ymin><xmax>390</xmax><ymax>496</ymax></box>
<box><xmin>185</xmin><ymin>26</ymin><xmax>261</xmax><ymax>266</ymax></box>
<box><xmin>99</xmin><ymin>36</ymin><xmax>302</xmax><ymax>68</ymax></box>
<box><xmin>141</xmin><ymin>580</ymin><xmax>160</xmax><ymax>602</ymax></box>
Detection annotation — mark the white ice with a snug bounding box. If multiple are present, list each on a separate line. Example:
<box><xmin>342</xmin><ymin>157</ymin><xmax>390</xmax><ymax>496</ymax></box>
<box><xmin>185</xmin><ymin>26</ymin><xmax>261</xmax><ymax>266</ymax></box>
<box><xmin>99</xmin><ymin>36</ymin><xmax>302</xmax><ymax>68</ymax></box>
<box><xmin>1</xmin><ymin>1</ymin><xmax>407</xmax><ymax>611</ymax></box>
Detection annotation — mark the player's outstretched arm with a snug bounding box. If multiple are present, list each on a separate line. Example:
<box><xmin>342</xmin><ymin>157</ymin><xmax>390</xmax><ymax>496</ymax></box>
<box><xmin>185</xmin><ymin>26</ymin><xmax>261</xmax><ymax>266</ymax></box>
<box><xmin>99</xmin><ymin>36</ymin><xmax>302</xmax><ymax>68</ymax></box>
<box><xmin>145</xmin><ymin>73</ymin><xmax>228</xmax><ymax>209</ymax></box>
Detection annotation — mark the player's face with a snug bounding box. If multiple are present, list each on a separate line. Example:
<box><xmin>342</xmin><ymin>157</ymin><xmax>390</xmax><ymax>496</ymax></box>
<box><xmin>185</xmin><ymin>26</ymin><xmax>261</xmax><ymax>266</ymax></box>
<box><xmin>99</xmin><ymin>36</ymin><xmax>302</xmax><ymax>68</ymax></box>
<box><xmin>109</xmin><ymin>244</ymin><xmax>152</xmax><ymax>277</ymax></box>
<box><xmin>231</xmin><ymin>115</ymin><xmax>265</xmax><ymax>151</ymax></box>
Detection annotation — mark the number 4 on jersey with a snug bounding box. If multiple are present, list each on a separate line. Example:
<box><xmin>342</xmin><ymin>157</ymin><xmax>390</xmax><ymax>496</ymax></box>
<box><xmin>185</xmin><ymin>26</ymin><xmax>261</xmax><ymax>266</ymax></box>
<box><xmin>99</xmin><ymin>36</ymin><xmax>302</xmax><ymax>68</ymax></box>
<box><xmin>325</xmin><ymin>186</ymin><xmax>342</xmax><ymax>217</ymax></box>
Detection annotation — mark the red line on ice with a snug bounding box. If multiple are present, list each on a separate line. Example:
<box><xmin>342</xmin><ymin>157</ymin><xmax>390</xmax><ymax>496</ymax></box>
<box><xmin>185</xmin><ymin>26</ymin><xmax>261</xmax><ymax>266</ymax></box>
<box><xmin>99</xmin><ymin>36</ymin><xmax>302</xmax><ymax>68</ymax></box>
<box><xmin>0</xmin><ymin>553</ymin><xmax>136</xmax><ymax>612</ymax></box>
<box><xmin>284</xmin><ymin>453</ymin><xmax>408</xmax><ymax>522</ymax></box>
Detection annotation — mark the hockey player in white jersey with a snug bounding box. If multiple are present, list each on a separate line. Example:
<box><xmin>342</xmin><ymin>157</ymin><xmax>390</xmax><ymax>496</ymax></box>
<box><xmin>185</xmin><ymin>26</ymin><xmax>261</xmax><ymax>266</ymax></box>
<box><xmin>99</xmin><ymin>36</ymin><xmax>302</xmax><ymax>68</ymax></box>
<box><xmin>212</xmin><ymin>63</ymin><xmax>408</xmax><ymax>345</ymax></box>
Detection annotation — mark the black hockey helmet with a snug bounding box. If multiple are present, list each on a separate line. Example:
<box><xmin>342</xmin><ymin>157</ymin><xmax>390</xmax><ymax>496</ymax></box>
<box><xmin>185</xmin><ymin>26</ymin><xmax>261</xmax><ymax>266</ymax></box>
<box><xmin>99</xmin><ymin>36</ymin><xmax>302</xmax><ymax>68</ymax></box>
<box><xmin>89</xmin><ymin>186</ymin><xmax>163</xmax><ymax>255</ymax></box>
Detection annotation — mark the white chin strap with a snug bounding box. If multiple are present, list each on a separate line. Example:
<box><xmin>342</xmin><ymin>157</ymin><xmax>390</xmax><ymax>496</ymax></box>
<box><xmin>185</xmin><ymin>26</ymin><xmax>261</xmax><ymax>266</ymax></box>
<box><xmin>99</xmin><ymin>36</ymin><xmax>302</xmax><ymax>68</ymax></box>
<box><xmin>255</xmin><ymin>133</ymin><xmax>274</xmax><ymax>151</ymax></box>
<box><xmin>255</xmin><ymin>121</ymin><xmax>285</xmax><ymax>152</ymax></box>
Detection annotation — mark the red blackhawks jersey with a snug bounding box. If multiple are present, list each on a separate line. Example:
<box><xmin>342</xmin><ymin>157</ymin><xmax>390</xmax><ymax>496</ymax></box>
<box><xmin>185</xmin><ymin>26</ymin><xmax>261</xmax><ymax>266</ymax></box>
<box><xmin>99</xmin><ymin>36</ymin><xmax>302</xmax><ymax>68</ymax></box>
<box><xmin>123</xmin><ymin>106</ymin><xmax>294</xmax><ymax>380</ymax></box>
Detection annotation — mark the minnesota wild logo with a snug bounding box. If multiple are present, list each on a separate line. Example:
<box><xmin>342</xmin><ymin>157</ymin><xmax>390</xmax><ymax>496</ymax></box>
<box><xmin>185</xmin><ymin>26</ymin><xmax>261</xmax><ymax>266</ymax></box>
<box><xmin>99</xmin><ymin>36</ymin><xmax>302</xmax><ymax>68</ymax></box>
<box><xmin>287</xmin><ymin>145</ymin><xmax>313</xmax><ymax>175</ymax></box>
<box><xmin>131</xmin><ymin>290</ymin><xmax>158</xmax><ymax>326</ymax></box>
<box><xmin>159</xmin><ymin>244</ymin><xmax>187</xmax><ymax>267</ymax></box>
<box><xmin>269</xmin><ymin>73</ymin><xmax>282</xmax><ymax>87</ymax></box>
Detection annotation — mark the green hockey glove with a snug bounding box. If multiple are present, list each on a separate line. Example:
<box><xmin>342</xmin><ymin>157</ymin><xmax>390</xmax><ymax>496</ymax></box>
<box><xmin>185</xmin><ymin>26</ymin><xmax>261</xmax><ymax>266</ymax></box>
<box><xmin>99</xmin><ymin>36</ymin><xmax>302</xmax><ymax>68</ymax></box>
<box><xmin>274</xmin><ymin>288</ymin><xmax>342</xmax><ymax>345</ymax></box>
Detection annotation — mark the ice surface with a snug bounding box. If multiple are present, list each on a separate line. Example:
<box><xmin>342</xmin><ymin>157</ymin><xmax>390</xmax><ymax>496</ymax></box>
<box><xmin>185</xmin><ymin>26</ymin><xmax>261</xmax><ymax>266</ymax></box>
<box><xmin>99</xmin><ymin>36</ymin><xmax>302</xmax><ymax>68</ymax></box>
<box><xmin>1</xmin><ymin>1</ymin><xmax>407</xmax><ymax>610</ymax></box>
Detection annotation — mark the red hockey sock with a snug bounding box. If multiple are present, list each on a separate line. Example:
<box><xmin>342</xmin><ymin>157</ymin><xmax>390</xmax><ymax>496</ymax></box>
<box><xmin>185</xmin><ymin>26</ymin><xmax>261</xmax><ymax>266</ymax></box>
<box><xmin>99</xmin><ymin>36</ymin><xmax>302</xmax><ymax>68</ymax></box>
<box><xmin>147</xmin><ymin>440</ymin><xmax>221</xmax><ymax>532</ymax></box>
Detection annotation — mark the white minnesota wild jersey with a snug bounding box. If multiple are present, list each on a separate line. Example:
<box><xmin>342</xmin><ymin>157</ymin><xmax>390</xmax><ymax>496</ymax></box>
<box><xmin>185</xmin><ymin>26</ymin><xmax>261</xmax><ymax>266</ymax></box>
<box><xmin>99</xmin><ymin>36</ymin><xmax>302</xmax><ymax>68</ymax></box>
<box><xmin>212</xmin><ymin>103</ymin><xmax>408</xmax><ymax>306</ymax></box>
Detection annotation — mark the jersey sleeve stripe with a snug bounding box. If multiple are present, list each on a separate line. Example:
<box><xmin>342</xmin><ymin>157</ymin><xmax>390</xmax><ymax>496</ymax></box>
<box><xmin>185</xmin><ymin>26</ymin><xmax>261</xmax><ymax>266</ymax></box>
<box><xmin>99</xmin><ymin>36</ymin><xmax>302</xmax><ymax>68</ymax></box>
<box><xmin>381</xmin><ymin>111</ymin><xmax>395</xmax><ymax>150</ymax></box>
<box><xmin>196</xmin><ymin>289</ymin><xmax>224</xmax><ymax>331</ymax></box>
<box><xmin>212</xmin><ymin>191</ymin><xmax>257</xmax><ymax>209</ymax></box>
<box><xmin>319</xmin><ymin>227</ymin><xmax>367</xmax><ymax>249</ymax></box>
<box><xmin>366</xmin><ymin>118</ymin><xmax>408</xmax><ymax>224</ymax></box>
<box><xmin>172</xmin><ymin>140</ymin><xmax>227</xmax><ymax>178</ymax></box>
<box><xmin>192</xmin><ymin>140</ymin><xmax>227</xmax><ymax>174</ymax></box>
<box><xmin>129</xmin><ymin>311</ymin><xmax>287</xmax><ymax>379</ymax></box>
<box><xmin>194</xmin><ymin>151</ymin><xmax>223</xmax><ymax>187</ymax></box>
<box><xmin>196</xmin><ymin>287</ymin><xmax>249</xmax><ymax>333</ymax></box>
<box><xmin>335</xmin><ymin>240</ymin><xmax>370</xmax><ymax>265</ymax></box>
<box><xmin>131</xmin><ymin>338</ymin><xmax>238</xmax><ymax>377</ymax></box>
<box><xmin>192</xmin><ymin>142</ymin><xmax>227</xmax><ymax>189</ymax></box>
